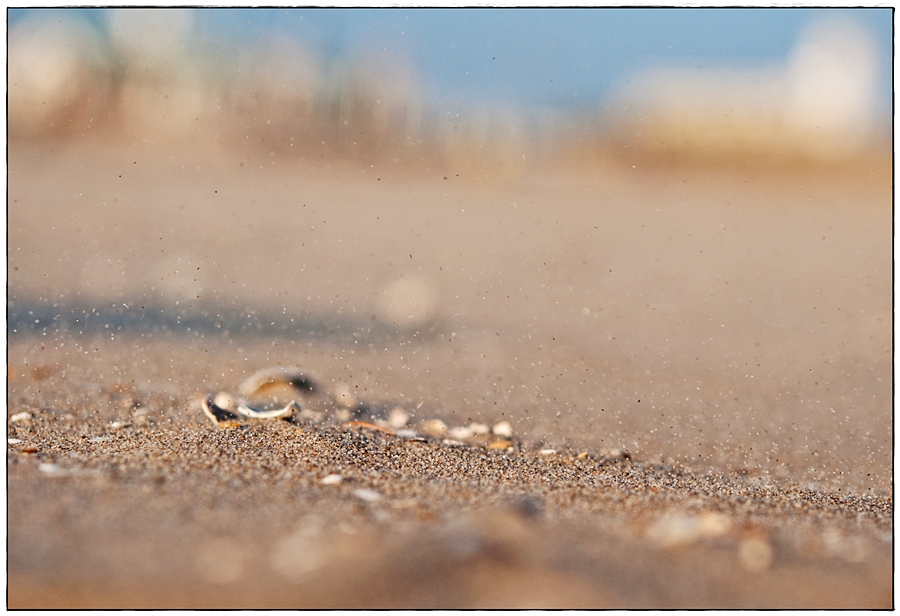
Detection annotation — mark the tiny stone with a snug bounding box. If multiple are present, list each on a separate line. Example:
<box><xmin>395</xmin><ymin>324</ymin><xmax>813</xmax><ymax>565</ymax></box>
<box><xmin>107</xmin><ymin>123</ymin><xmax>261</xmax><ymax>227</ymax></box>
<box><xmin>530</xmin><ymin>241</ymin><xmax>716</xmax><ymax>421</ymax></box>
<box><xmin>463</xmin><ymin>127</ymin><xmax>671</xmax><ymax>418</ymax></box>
<box><xmin>539</xmin><ymin>449</ymin><xmax>557</xmax><ymax>456</ymax></box>
<box><xmin>10</xmin><ymin>412</ymin><xmax>32</xmax><ymax>423</ymax></box>
<box><xmin>7</xmin><ymin>438</ymin><xmax>23</xmax><ymax>444</ymax></box>
<box><xmin>492</xmin><ymin>421</ymin><xmax>513</xmax><ymax>437</ymax></box>
<box><xmin>488</xmin><ymin>439</ymin><xmax>514</xmax><ymax>450</ymax></box>
<box><xmin>320</xmin><ymin>474</ymin><xmax>343</xmax><ymax>486</ymax></box>
<box><xmin>576</xmin><ymin>451</ymin><xmax>590</xmax><ymax>459</ymax></box>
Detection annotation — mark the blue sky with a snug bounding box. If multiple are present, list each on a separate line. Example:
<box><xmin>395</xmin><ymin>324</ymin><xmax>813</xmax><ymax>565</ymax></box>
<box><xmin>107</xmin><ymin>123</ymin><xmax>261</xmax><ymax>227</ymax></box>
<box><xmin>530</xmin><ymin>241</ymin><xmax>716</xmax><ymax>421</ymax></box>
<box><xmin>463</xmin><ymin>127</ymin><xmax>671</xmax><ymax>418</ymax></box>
<box><xmin>10</xmin><ymin>7</ymin><xmax>893</xmax><ymax>112</ymax></box>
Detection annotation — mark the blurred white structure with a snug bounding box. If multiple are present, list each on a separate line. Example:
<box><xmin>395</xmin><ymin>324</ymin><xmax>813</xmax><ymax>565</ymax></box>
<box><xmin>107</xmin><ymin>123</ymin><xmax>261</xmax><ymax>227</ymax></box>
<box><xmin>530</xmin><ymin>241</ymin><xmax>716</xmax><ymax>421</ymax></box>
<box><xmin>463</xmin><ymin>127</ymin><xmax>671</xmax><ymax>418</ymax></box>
<box><xmin>8</xmin><ymin>16</ymin><xmax>113</xmax><ymax>137</ymax></box>
<box><xmin>611</xmin><ymin>15</ymin><xmax>882</xmax><ymax>161</ymax></box>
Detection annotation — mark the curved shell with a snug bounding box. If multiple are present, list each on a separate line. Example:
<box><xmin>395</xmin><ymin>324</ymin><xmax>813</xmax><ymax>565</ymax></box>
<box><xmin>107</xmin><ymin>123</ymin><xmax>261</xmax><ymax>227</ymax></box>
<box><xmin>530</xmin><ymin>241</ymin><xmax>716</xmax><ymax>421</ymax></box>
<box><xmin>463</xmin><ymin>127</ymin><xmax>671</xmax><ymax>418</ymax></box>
<box><xmin>235</xmin><ymin>400</ymin><xmax>299</xmax><ymax>420</ymax></box>
<box><xmin>238</xmin><ymin>366</ymin><xmax>319</xmax><ymax>398</ymax></box>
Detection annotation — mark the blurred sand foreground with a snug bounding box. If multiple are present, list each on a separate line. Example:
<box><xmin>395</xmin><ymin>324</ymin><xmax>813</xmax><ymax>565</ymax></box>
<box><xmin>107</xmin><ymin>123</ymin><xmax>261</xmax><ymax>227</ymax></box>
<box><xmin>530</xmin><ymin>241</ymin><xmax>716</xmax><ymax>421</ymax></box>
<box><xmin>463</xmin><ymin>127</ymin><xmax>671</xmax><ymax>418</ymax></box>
<box><xmin>7</xmin><ymin>134</ymin><xmax>892</xmax><ymax>607</ymax></box>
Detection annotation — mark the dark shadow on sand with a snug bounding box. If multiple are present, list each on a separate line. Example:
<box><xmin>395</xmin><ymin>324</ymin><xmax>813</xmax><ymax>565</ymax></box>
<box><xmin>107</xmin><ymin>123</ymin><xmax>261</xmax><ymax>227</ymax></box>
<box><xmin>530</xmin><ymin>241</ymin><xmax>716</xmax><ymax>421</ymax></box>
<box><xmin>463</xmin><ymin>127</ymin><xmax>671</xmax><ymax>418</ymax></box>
<box><xmin>7</xmin><ymin>293</ymin><xmax>443</xmax><ymax>345</ymax></box>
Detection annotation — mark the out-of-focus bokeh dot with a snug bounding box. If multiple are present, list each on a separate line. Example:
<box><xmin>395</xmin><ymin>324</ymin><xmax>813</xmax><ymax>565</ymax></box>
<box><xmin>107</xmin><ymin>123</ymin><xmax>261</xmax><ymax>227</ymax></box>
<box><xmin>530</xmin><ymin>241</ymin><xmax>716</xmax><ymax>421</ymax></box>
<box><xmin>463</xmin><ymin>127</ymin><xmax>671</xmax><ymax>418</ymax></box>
<box><xmin>7</xmin><ymin>8</ymin><xmax>891</xmax><ymax>169</ymax></box>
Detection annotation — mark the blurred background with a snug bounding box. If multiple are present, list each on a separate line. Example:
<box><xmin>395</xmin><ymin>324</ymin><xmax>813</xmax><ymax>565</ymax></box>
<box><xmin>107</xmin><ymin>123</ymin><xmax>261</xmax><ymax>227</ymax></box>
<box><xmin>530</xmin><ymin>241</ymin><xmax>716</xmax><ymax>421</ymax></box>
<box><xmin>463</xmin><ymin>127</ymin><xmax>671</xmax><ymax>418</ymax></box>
<box><xmin>8</xmin><ymin>7</ymin><xmax>892</xmax><ymax>172</ymax></box>
<box><xmin>7</xmin><ymin>7</ymin><xmax>894</xmax><ymax>491</ymax></box>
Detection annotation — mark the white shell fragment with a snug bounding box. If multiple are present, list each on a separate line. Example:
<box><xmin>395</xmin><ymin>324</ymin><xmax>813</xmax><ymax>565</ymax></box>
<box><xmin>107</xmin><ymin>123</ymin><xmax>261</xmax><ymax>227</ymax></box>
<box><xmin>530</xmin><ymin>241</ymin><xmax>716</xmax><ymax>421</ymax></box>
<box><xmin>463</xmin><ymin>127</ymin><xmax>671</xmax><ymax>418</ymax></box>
<box><xmin>238</xmin><ymin>366</ymin><xmax>319</xmax><ymax>398</ymax></box>
<box><xmin>353</xmin><ymin>488</ymin><xmax>382</xmax><ymax>502</ymax></box>
<box><xmin>201</xmin><ymin>396</ymin><xmax>242</xmax><ymax>427</ymax></box>
<box><xmin>395</xmin><ymin>429</ymin><xmax>424</xmax><ymax>440</ymax></box>
<box><xmin>469</xmin><ymin>422</ymin><xmax>490</xmax><ymax>435</ymax></box>
<box><xmin>388</xmin><ymin>406</ymin><xmax>410</xmax><ymax>429</ymax></box>
<box><xmin>320</xmin><ymin>474</ymin><xmax>343</xmax><ymax>486</ymax></box>
<box><xmin>492</xmin><ymin>421</ymin><xmax>513</xmax><ymax>438</ymax></box>
<box><xmin>213</xmin><ymin>391</ymin><xmax>238</xmax><ymax>411</ymax></box>
<box><xmin>7</xmin><ymin>438</ymin><xmax>24</xmax><ymax>444</ymax></box>
<box><xmin>10</xmin><ymin>412</ymin><xmax>32</xmax><ymax>423</ymax></box>
<box><xmin>646</xmin><ymin>512</ymin><xmax>734</xmax><ymax>549</ymax></box>
<box><xmin>539</xmin><ymin>449</ymin><xmax>557</xmax><ymax>456</ymax></box>
<box><xmin>235</xmin><ymin>400</ymin><xmax>299</xmax><ymax>420</ymax></box>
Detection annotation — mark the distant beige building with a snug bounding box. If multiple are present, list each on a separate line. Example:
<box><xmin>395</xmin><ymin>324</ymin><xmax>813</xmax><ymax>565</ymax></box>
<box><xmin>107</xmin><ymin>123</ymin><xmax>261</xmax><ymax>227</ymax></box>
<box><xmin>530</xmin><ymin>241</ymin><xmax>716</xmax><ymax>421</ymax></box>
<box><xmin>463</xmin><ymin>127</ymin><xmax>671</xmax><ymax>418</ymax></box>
<box><xmin>609</xmin><ymin>16</ymin><xmax>881</xmax><ymax>161</ymax></box>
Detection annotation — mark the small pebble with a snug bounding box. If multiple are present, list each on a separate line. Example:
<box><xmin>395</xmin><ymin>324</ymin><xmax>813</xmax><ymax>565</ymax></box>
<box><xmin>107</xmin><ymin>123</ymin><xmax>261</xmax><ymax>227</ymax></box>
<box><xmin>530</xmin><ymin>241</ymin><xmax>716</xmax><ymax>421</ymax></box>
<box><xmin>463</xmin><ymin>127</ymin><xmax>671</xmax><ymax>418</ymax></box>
<box><xmin>492</xmin><ymin>421</ymin><xmax>513</xmax><ymax>437</ymax></box>
<box><xmin>7</xmin><ymin>438</ymin><xmax>23</xmax><ymax>444</ymax></box>
<box><xmin>697</xmin><ymin>512</ymin><xmax>732</xmax><ymax>538</ymax></box>
<box><xmin>418</xmin><ymin>419</ymin><xmax>448</xmax><ymax>437</ymax></box>
<box><xmin>10</xmin><ymin>412</ymin><xmax>32</xmax><ymax>423</ymax></box>
<box><xmin>353</xmin><ymin>488</ymin><xmax>382</xmax><ymax>502</ymax></box>
<box><xmin>388</xmin><ymin>407</ymin><xmax>410</xmax><ymax>429</ymax></box>
<box><xmin>109</xmin><ymin>421</ymin><xmax>131</xmax><ymax>430</ymax></box>
<box><xmin>469</xmin><ymin>422</ymin><xmax>490</xmax><ymax>435</ymax></box>
<box><xmin>488</xmin><ymin>439</ymin><xmax>514</xmax><ymax>450</ymax></box>
<box><xmin>646</xmin><ymin>514</ymin><xmax>701</xmax><ymax>548</ymax></box>
<box><xmin>320</xmin><ymin>474</ymin><xmax>343</xmax><ymax>486</ymax></box>
<box><xmin>539</xmin><ymin>449</ymin><xmax>557</xmax><ymax>456</ymax></box>
<box><xmin>576</xmin><ymin>451</ymin><xmax>590</xmax><ymax>459</ymax></box>
<box><xmin>448</xmin><ymin>426</ymin><xmax>474</xmax><ymax>440</ymax></box>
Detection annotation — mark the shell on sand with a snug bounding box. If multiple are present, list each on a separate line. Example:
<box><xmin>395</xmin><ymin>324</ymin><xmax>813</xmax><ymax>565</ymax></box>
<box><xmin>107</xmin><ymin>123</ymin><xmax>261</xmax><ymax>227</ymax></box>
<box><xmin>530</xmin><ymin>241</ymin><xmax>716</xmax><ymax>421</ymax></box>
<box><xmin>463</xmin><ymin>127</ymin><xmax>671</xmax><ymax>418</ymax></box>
<box><xmin>201</xmin><ymin>397</ymin><xmax>242</xmax><ymax>427</ymax></box>
<box><xmin>235</xmin><ymin>400</ymin><xmax>299</xmax><ymax>420</ymax></box>
<box><xmin>238</xmin><ymin>366</ymin><xmax>320</xmax><ymax>398</ymax></box>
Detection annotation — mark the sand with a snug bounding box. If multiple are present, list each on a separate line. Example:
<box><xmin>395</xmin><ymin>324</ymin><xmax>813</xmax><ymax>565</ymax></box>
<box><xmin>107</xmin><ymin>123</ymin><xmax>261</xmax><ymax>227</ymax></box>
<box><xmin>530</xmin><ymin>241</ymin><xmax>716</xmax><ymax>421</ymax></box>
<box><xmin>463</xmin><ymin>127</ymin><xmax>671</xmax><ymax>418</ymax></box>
<box><xmin>7</xmin><ymin>138</ymin><xmax>893</xmax><ymax>608</ymax></box>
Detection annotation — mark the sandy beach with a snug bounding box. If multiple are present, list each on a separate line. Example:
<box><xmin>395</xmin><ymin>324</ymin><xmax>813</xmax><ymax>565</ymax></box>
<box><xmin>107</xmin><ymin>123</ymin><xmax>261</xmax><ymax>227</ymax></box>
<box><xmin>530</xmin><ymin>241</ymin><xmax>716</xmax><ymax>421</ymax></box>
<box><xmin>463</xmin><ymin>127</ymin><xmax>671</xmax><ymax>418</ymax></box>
<box><xmin>7</xmin><ymin>138</ymin><xmax>892</xmax><ymax>608</ymax></box>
